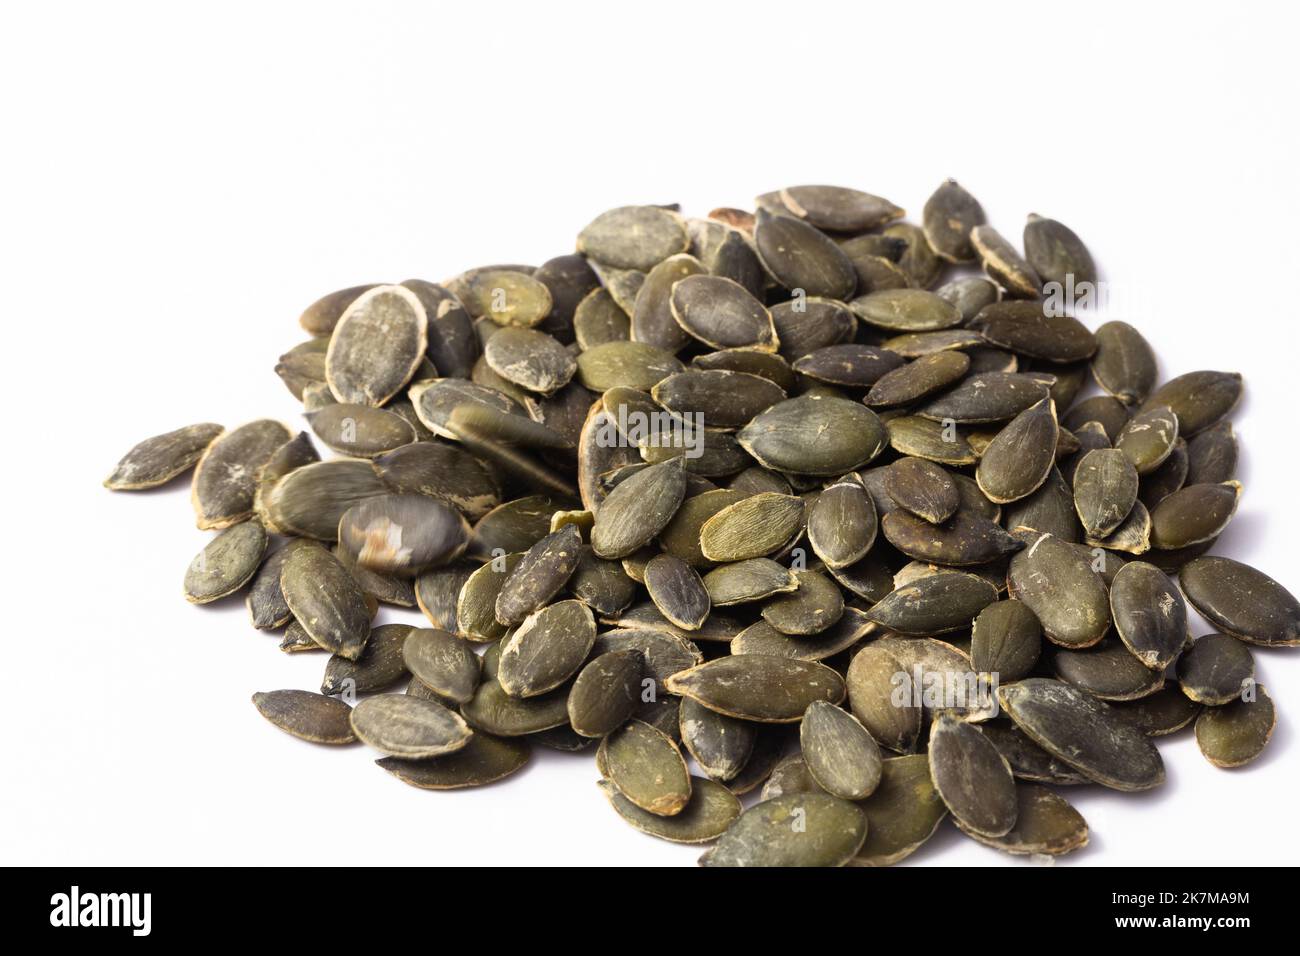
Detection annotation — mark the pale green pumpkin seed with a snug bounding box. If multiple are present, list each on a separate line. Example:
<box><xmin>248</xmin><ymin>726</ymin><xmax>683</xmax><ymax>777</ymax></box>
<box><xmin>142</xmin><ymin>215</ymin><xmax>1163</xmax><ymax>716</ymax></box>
<box><xmin>184</xmin><ymin>519</ymin><xmax>267</xmax><ymax>604</ymax></box>
<box><xmin>849</xmin><ymin>288</ymin><xmax>962</xmax><ymax>332</ymax></box>
<box><xmin>849</xmin><ymin>755</ymin><xmax>948</xmax><ymax>866</ymax></box>
<box><xmin>498</xmin><ymin>599</ymin><xmax>595</xmax><ymax>698</ymax></box>
<box><xmin>567</xmin><ymin>649</ymin><xmax>644</xmax><ymax>738</ymax></box>
<box><xmin>702</xmin><ymin>558</ymin><xmax>798</xmax><ymax>606</ymax></box>
<box><xmin>577</xmin><ymin>206</ymin><xmax>689</xmax><ymax>271</ymax></box>
<box><xmin>959</xmin><ymin>783</ymin><xmax>1089</xmax><ymax>857</ymax></box>
<box><xmin>349</xmin><ymin>693</ymin><xmax>472</xmax><ymax>758</ymax></box>
<box><xmin>666</xmin><ymin>655</ymin><xmax>845</xmax><ymax>723</ymax></box>
<box><xmin>598</xmin><ymin>777</ymin><xmax>740</xmax><ymax>843</ymax></box>
<box><xmin>599</xmin><ymin>719</ymin><xmax>692</xmax><ymax>816</ymax></box>
<box><xmin>104</xmin><ymin>422</ymin><xmax>224</xmax><ymax>491</ymax></box>
<box><xmin>325</xmin><ymin>284</ymin><xmax>428</xmax><ymax>405</ymax></box>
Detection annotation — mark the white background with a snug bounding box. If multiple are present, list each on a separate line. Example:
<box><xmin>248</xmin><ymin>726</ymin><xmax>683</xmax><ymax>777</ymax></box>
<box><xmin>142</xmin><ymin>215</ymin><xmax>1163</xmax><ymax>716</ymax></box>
<box><xmin>3</xmin><ymin>1</ymin><xmax>1297</xmax><ymax>867</ymax></box>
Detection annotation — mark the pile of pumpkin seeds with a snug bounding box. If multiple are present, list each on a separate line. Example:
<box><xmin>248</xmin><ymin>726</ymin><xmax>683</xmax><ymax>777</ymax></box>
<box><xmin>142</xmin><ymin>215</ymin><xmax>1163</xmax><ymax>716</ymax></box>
<box><xmin>106</xmin><ymin>181</ymin><xmax>1297</xmax><ymax>866</ymax></box>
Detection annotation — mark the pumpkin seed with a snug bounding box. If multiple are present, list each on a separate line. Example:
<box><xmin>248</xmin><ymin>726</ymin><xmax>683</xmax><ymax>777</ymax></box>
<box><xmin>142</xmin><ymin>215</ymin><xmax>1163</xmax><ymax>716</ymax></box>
<box><xmin>105</xmin><ymin>422</ymin><xmax>224</xmax><ymax>490</ymax></box>
<box><xmin>883</xmin><ymin>457</ymin><xmax>959</xmax><ymax>524</ymax></box>
<box><xmin>771</xmin><ymin>297</ymin><xmax>856</xmax><ymax>360</ymax></box>
<box><xmin>252</xmin><ymin>689</ymin><xmax>356</xmax><ymax>745</ymax></box>
<box><xmin>865</xmin><ymin>351</ymin><xmax>971</xmax><ymax>408</ymax></box>
<box><xmin>753</xmin><ymin>208</ymin><xmax>856</xmax><ymax>300</ymax></box>
<box><xmin>971</xmin><ymin>301</ymin><xmax>1096</xmax><ymax>362</ymax></box>
<box><xmin>1007</xmin><ymin>532</ymin><xmax>1111</xmax><ymax>648</ymax></box>
<box><xmin>807</xmin><ymin>480</ymin><xmax>877</xmax><ymax>570</ymax></box>
<box><xmin>1073</xmin><ymin>448</ymin><xmax>1140</xmax><ymax>539</ymax></box>
<box><xmin>299</xmin><ymin>283</ymin><xmax>378</xmax><ymax>336</ymax></box>
<box><xmin>976</xmin><ymin>398</ymin><xmax>1058</xmax><ymax>504</ymax></box>
<box><xmin>998</xmin><ymin>678</ymin><xmax>1164</xmax><ymax>791</ymax></box>
<box><xmin>498</xmin><ymin>599</ymin><xmax>595</xmax><ymax>698</ymax></box>
<box><xmin>280</xmin><ymin>545</ymin><xmax>372</xmax><ymax>660</ymax></box>
<box><xmin>644</xmin><ymin>553</ymin><xmax>710</xmax><ymax>630</ymax></box>
<box><xmin>651</xmin><ymin>368</ymin><xmax>786</xmax><ymax>427</ymax></box>
<box><xmin>1051</xmin><ymin>639</ymin><xmax>1167</xmax><ymax>701</ymax></box>
<box><xmin>850</xmin><ymin>755</ymin><xmax>948</xmax><ymax>866</ymax></box>
<box><xmin>377</xmin><ymin>734</ymin><xmax>530</xmax><ymax>789</ymax></box>
<box><xmin>922</xmin><ymin>179</ymin><xmax>984</xmax><ymax>263</ymax></box>
<box><xmin>794</xmin><ymin>344</ymin><xmax>905</xmax><ymax>388</ymax></box>
<box><xmin>1181</xmin><ymin>556</ymin><xmax>1300</xmax><ymax>647</ymax></box>
<box><xmin>865</xmin><ymin>571</ymin><xmax>998</xmax><ymax>635</ymax></box>
<box><xmin>1115</xmin><ymin>404</ymin><xmax>1180</xmax><ymax>476</ymax></box>
<box><xmin>701</xmin><ymin>792</ymin><xmax>868</xmax><ymax>867</ymax></box>
<box><xmin>247</xmin><ymin>538</ymin><xmax>316</xmax><ymax>628</ymax></box>
<box><xmin>349</xmin><ymin>693</ymin><xmax>472</xmax><ymax>758</ymax></box>
<box><xmin>598</xmin><ymin>777</ymin><xmax>740</xmax><ymax>843</ymax></box>
<box><xmin>192</xmin><ymin>420</ymin><xmax>294</xmax><ymax>529</ymax></box>
<box><xmin>567</xmin><ymin>649</ymin><xmax>644</xmax><ymax>738</ymax></box>
<box><xmin>801</xmin><ymin>701</ymin><xmax>882</xmax><ymax>800</ymax></box>
<box><xmin>495</xmin><ymin>524</ymin><xmax>583</xmax><ymax>625</ymax></box>
<box><xmin>402</xmin><ymin>628</ymin><xmax>481</xmax><ymax>705</ymax></box>
<box><xmin>401</xmin><ymin>279</ymin><xmax>479</xmax><ymax>380</ymax></box>
<box><xmin>1149</xmin><ymin>481</ymin><xmax>1241</xmax><ymax>549</ymax></box>
<box><xmin>1109</xmin><ymin>561</ymin><xmax>1187</xmax><ymax>670</ymax></box>
<box><xmin>321</xmin><ymin>622</ymin><xmax>413</xmax><ymax>696</ymax></box>
<box><xmin>1091</xmin><ymin>320</ymin><xmax>1156</xmax><ymax>404</ymax></box>
<box><xmin>886</xmin><ymin>415</ymin><xmax>978</xmax><ymax>466</ymax></box>
<box><xmin>1195</xmin><ymin>685</ymin><xmax>1275</xmax><ymax>768</ymax></box>
<box><xmin>1142</xmin><ymin>370</ymin><xmax>1243</xmax><ymax>437</ymax></box>
<box><xmin>700</xmin><ymin>492</ymin><xmax>805</xmax><ymax>562</ymax></box>
<box><xmin>970</xmin><ymin>224</ymin><xmax>1040</xmax><ymax>298</ymax></box>
<box><xmin>777</xmin><ymin>185</ymin><xmax>903</xmax><ymax>232</ymax></box>
<box><xmin>971</xmin><ymin>600</ymin><xmax>1042</xmax><ymax>681</ymax></box>
<box><xmin>849</xmin><ymin>289</ymin><xmax>962</xmax><ymax>332</ymax></box>
<box><xmin>666</xmin><ymin>655</ymin><xmax>845</xmax><ymax>723</ymax></box>
<box><xmin>845</xmin><ymin>643</ymin><xmax>921</xmax><ymax>753</ymax></box>
<box><xmin>325</xmin><ymin>284</ymin><xmax>427</xmax><ymax>405</ymax></box>
<box><xmin>679</xmin><ymin>697</ymin><xmax>757</xmax><ymax>782</ymax></box>
<box><xmin>702</xmin><ymin>558</ymin><xmax>798</xmax><ymax>606</ymax></box>
<box><xmin>1177</xmin><ymin>633</ymin><xmax>1255</xmax><ymax>705</ymax></box>
<box><xmin>928</xmin><ymin>712</ymin><xmax>1018</xmax><ymax>837</ymax></box>
<box><xmin>738</xmin><ymin>396</ymin><xmax>887</xmax><ymax>476</ymax></box>
<box><xmin>576</xmin><ymin>341</ymin><xmax>684</xmax><ymax>392</ymax></box>
<box><xmin>569</xmin><ymin>546</ymin><xmax>638</xmax><ymax>615</ymax></box>
<box><xmin>1023</xmin><ymin>214</ymin><xmax>1096</xmax><ymax>287</ymax></box>
<box><xmin>591</xmin><ymin>458</ymin><xmax>687</xmax><ymax>559</ymax></box>
<box><xmin>936</xmin><ymin>276</ymin><xmax>1001</xmax><ymax>323</ymax></box>
<box><xmin>184</xmin><ymin>519</ymin><xmax>267</xmax><ymax>604</ymax></box>
<box><xmin>959</xmin><ymin>784</ymin><xmax>1089</xmax><ymax>857</ymax></box>
<box><xmin>631</xmin><ymin>253</ymin><xmax>703</xmax><ymax>352</ymax></box>
<box><xmin>599</xmin><ymin>720</ymin><xmax>691</xmax><ymax>816</ymax></box>
<box><xmin>732</xmin><ymin>608</ymin><xmax>873</xmax><ymax>661</ymax></box>
<box><xmin>669</xmin><ymin>274</ymin><xmax>778</xmax><ymax>351</ymax></box>
<box><xmin>977</xmin><ymin>722</ymin><xmax>1089</xmax><ymax>785</ymax></box>
<box><xmin>338</xmin><ymin>493</ymin><xmax>469</xmax><ymax>577</ymax></box>
<box><xmin>1186</xmin><ymin>421</ymin><xmax>1237</xmax><ymax>485</ymax></box>
<box><xmin>483</xmin><ymin>326</ymin><xmax>577</xmax><ymax>395</ymax></box>
<box><xmin>577</xmin><ymin>206</ymin><xmax>689</xmax><ymax>271</ymax></box>
<box><xmin>1111</xmin><ymin>682</ymin><xmax>1202</xmax><ymax>737</ymax></box>
<box><xmin>761</xmin><ymin>570</ymin><xmax>844</xmax><ymax>635</ymax></box>
<box><xmin>574</xmin><ymin>287</ymin><xmax>630</xmax><ymax>349</ymax></box>
<box><xmin>372</xmin><ymin>441</ymin><xmax>500</xmax><ymax>521</ymax></box>
<box><xmin>460</xmin><ymin>675</ymin><xmax>570</xmax><ymax>737</ymax></box>
<box><xmin>264</xmin><ymin>458</ymin><xmax>388</xmax><ymax>540</ymax></box>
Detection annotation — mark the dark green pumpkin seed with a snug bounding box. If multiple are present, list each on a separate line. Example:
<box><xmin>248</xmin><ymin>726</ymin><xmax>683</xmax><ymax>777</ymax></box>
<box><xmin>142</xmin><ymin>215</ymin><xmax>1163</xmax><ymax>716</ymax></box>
<box><xmin>377</xmin><ymin>734</ymin><xmax>530</xmax><ymax>789</ymax></box>
<box><xmin>631</xmin><ymin>253</ymin><xmax>703</xmax><ymax>352</ymax></box>
<box><xmin>1051</xmin><ymin>639</ymin><xmax>1167</xmax><ymax>701</ymax></box>
<box><xmin>184</xmin><ymin>519</ymin><xmax>267</xmax><ymax>604</ymax></box>
<box><xmin>567</xmin><ymin>649</ymin><xmax>644</xmax><ymax>738</ymax></box>
<box><xmin>886</xmin><ymin>415</ymin><xmax>978</xmax><ymax>466</ymax></box>
<box><xmin>936</xmin><ymin>276</ymin><xmax>1001</xmax><ymax>322</ymax></box>
<box><xmin>777</xmin><ymin>185</ymin><xmax>903</xmax><ymax>232</ymax></box>
<box><xmin>807</xmin><ymin>480</ymin><xmax>877</xmax><ymax>570</ymax></box>
<box><xmin>679</xmin><ymin>696</ymin><xmax>757</xmax><ymax>782</ymax></box>
<box><xmin>600</xmin><ymin>719</ymin><xmax>692</xmax><ymax>816</ymax></box>
<box><xmin>591</xmin><ymin>458</ymin><xmax>687</xmax><ymax>559</ymax></box>
<box><xmin>976</xmin><ymin>399</ymin><xmax>1058</xmax><ymax>504</ymax></box>
<box><xmin>373</xmin><ymin>441</ymin><xmax>500</xmax><ymax>522</ymax></box>
<box><xmin>460</xmin><ymin>675</ymin><xmax>570</xmax><ymax>737</ymax></box>
<box><xmin>495</xmin><ymin>524</ymin><xmax>583</xmax><ymax>625</ymax></box>
<box><xmin>928</xmin><ymin>712</ymin><xmax>1017</xmax><ymax>837</ymax></box>
<box><xmin>1180</xmin><ymin>557</ymin><xmax>1300</xmax><ymax>646</ymax></box>
<box><xmin>771</xmin><ymin>297</ymin><xmax>856</xmax><ymax>360</ymax></box>
<box><xmin>1177</xmin><ymin>633</ymin><xmax>1255</xmax><ymax>705</ymax></box>
<box><xmin>849</xmin><ymin>289</ymin><xmax>962</xmax><ymax>332</ymax></box>
<box><xmin>978</xmin><ymin>722</ymin><xmax>1089</xmax><ymax>785</ymax></box>
<box><xmin>753</xmin><ymin>209</ymin><xmax>856</xmax><ymax>300</ymax></box>
<box><xmin>971</xmin><ymin>301</ymin><xmax>1096</xmax><ymax>362</ymax></box>
<box><xmin>651</xmin><ymin>368</ymin><xmax>786</xmax><ymax>427</ymax></box>
<box><xmin>1142</xmin><ymin>370</ymin><xmax>1243</xmax><ymax>437</ymax></box>
<box><xmin>321</xmin><ymin>622</ymin><xmax>413</xmax><ymax>696</ymax></box>
<box><xmin>794</xmin><ymin>344</ymin><xmax>905</xmax><ymax>388</ymax></box>
<box><xmin>865</xmin><ymin>351</ymin><xmax>971</xmax><ymax>408</ymax></box>
<box><xmin>846</xmin><ymin>643</ymin><xmax>921</xmax><ymax>753</ymax></box>
<box><xmin>307</xmin><ymin>403</ymin><xmax>415</xmax><ymax>458</ymax></box>
<box><xmin>1109</xmin><ymin>561</ymin><xmax>1187</xmax><ymax>670</ymax></box>
<box><xmin>738</xmin><ymin>395</ymin><xmax>886</xmax><ymax>476</ymax></box>
<box><xmin>1023</xmin><ymin>214</ymin><xmax>1097</xmax><ymax>287</ymax></box>
<box><xmin>264</xmin><ymin>458</ymin><xmax>389</xmax><ymax>540</ymax></box>
<box><xmin>1112</xmin><ymin>682</ymin><xmax>1202</xmax><ymax>737</ymax></box>
<box><xmin>349</xmin><ymin>693</ymin><xmax>472</xmax><ymax>758</ymax></box>
<box><xmin>461</xmin><ymin>269</ymin><xmax>553</xmax><ymax>327</ymax></box>
<box><xmin>970</xmin><ymin>225</ymin><xmax>1040</xmax><ymax>298</ymax></box>
<box><xmin>1073</xmin><ymin>448</ymin><xmax>1139</xmax><ymax>539</ymax></box>
<box><xmin>1091</xmin><ymin>320</ymin><xmax>1156</xmax><ymax>404</ymax></box>
<box><xmin>998</xmin><ymin>678</ymin><xmax>1164</xmax><ymax>791</ymax></box>
<box><xmin>402</xmin><ymin>628</ymin><xmax>481</xmax><ymax>704</ymax></box>
<box><xmin>1195</xmin><ymin>685</ymin><xmax>1275</xmax><ymax>768</ymax></box>
<box><xmin>850</xmin><ymin>755</ymin><xmax>948</xmax><ymax>866</ymax></box>
<box><xmin>702</xmin><ymin>558</ymin><xmax>798</xmax><ymax>606</ymax></box>
<box><xmin>592</xmin><ymin>627</ymin><xmax>702</xmax><ymax>692</ymax></box>
<box><xmin>1115</xmin><ymin>404</ymin><xmax>1180</xmax><ymax>476</ymax></box>
<box><xmin>761</xmin><ymin>570</ymin><xmax>844</xmax><ymax>635</ymax></box>
<box><xmin>598</xmin><ymin>777</ymin><xmax>740</xmax><ymax>843</ymax></box>
<box><xmin>882</xmin><ymin>509</ymin><xmax>1022</xmax><ymax>567</ymax></box>
<box><xmin>971</xmin><ymin>600</ymin><xmax>1042</xmax><ymax>681</ymax></box>
<box><xmin>801</xmin><ymin>701</ymin><xmax>882</xmax><ymax>800</ymax></box>
<box><xmin>1007</xmin><ymin>532</ymin><xmax>1110</xmax><ymax>647</ymax></box>
<box><xmin>577</xmin><ymin>341</ymin><xmax>684</xmax><ymax>393</ymax></box>
<box><xmin>959</xmin><ymin>783</ymin><xmax>1089</xmax><ymax>857</ymax></box>
<box><xmin>1149</xmin><ymin>481</ymin><xmax>1241</xmax><ymax>550</ymax></box>
<box><xmin>483</xmin><ymin>326</ymin><xmax>577</xmax><ymax>395</ymax></box>
<box><xmin>498</xmin><ymin>599</ymin><xmax>595</xmax><ymax>698</ymax></box>
<box><xmin>192</xmin><ymin>420</ymin><xmax>294</xmax><ymax>529</ymax></box>
<box><xmin>252</xmin><ymin>689</ymin><xmax>356</xmax><ymax>745</ymax></box>
<box><xmin>865</xmin><ymin>571</ymin><xmax>998</xmax><ymax>635</ymax></box>
<box><xmin>578</xmin><ymin>205</ymin><xmax>688</xmax><ymax>271</ymax></box>
<box><xmin>669</xmin><ymin>274</ymin><xmax>778</xmax><ymax>351</ymax></box>
<box><xmin>644</xmin><ymin>553</ymin><xmax>710</xmax><ymax>630</ymax></box>
<box><xmin>922</xmin><ymin>179</ymin><xmax>984</xmax><ymax>263</ymax></box>
<box><xmin>1186</xmin><ymin>421</ymin><xmax>1238</xmax><ymax>484</ymax></box>
<box><xmin>280</xmin><ymin>545</ymin><xmax>372</xmax><ymax>660</ymax></box>
<box><xmin>883</xmin><ymin>221</ymin><xmax>943</xmax><ymax>288</ymax></box>
<box><xmin>299</xmin><ymin>283</ymin><xmax>378</xmax><ymax>336</ymax></box>
<box><xmin>883</xmin><ymin>457</ymin><xmax>959</xmax><ymax>524</ymax></box>
<box><xmin>701</xmin><ymin>792</ymin><xmax>868</xmax><ymax>867</ymax></box>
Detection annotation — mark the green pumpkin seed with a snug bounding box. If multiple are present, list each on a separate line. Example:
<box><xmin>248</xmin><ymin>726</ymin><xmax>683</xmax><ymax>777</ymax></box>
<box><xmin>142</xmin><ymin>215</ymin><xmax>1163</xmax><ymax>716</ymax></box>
<box><xmin>567</xmin><ymin>649</ymin><xmax>644</xmax><ymax>738</ymax></box>
<box><xmin>921</xmin><ymin>179</ymin><xmax>984</xmax><ymax>263</ymax></box>
<box><xmin>761</xmin><ymin>570</ymin><xmax>844</xmax><ymax>635</ymax></box>
<box><xmin>592</xmin><ymin>627</ymin><xmax>702</xmax><ymax>693</ymax></box>
<box><xmin>918</xmin><ymin>373</ymin><xmax>1051</xmax><ymax>425</ymax></box>
<box><xmin>1195</xmin><ymin>684</ymin><xmax>1275</xmax><ymax>768</ymax></box>
<box><xmin>1186</xmin><ymin>421</ymin><xmax>1237</xmax><ymax>485</ymax></box>
<box><xmin>252</xmin><ymin>689</ymin><xmax>356</xmax><ymax>745</ymax></box>
<box><xmin>377</xmin><ymin>734</ymin><xmax>530</xmax><ymax>789</ymax></box>
<box><xmin>849</xmin><ymin>288</ymin><xmax>962</xmax><ymax>332</ymax></box>
<box><xmin>998</xmin><ymin>678</ymin><xmax>1164</xmax><ymax>791</ymax></box>
<box><xmin>807</xmin><ymin>480</ymin><xmax>877</xmax><ymax>570</ymax></box>
<box><xmin>970</xmin><ymin>225</ymin><xmax>1040</xmax><ymax>298</ymax></box>
<box><xmin>666</xmin><ymin>655</ymin><xmax>845</xmax><ymax>723</ymax></box>
<box><xmin>1109</xmin><ymin>561</ymin><xmax>1187</xmax><ymax>670</ymax></box>
<box><xmin>598</xmin><ymin>777</ymin><xmax>740</xmax><ymax>843</ymax></box>
<box><xmin>886</xmin><ymin>415</ymin><xmax>978</xmax><ymax>466</ymax></box>
<box><xmin>184</xmin><ymin>519</ymin><xmax>267</xmax><ymax>604</ymax></box>
<box><xmin>850</xmin><ymin>755</ymin><xmax>948</xmax><ymax>866</ymax></box>
<box><xmin>753</xmin><ymin>209</ymin><xmax>856</xmax><ymax>300</ymax></box>
<box><xmin>461</xmin><ymin>270</ymin><xmax>553</xmax><ymax>328</ymax></box>
<box><xmin>976</xmin><ymin>399</ymin><xmax>1058</xmax><ymax>504</ymax></box>
<box><xmin>793</xmin><ymin>344</ymin><xmax>906</xmax><ymax>388</ymax></box>
<box><xmin>1086</xmin><ymin>498</ymin><xmax>1152</xmax><ymax>555</ymax></box>
<box><xmin>569</xmin><ymin>546</ymin><xmax>638</xmax><ymax>614</ymax></box>
<box><xmin>1111</xmin><ymin>682</ymin><xmax>1202</xmax><ymax>736</ymax></box>
<box><xmin>702</xmin><ymin>558</ymin><xmax>798</xmax><ymax>606</ymax></box>
<box><xmin>865</xmin><ymin>351</ymin><xmax>971</xmax><ymax>408</ymax></box>
<box><xmin>495</xmin><ymin>524</ymin><xmax>583</xmax><ymax>625</ymax></box>
<box><xmin>338</xmin><ymin>493</ymin><xmax>468</xmax><ymax>577</ymax></box>
<box><xmin>651</xmin><ymin>369</ymin><xmax>786</xmax><ymax>427</ymax></box>
<box><xmin>321</xmin><ymin>622</ymin><xmax>413</xmax><ymax>696</ymax></box>
<box><xmin>777</xmin><ymin>185</ymin><xmax>903</xmax><ymax>232</ymax></box>
<box><xmin>1115</xmin><ymin>404</ymin><xmax>1179</xmax><ymax>476</ymax></box>
<box><xmin>264</xmin><ymin>458</ymin><xmax>389</xmax><ymax>540</ymax></box>
<box><xmin>971</xmin><ymin>301</ymin><xmax>1096</xmax><ymax>362</ymax></box>
<box><xmin>701</xmin><ymin>792</ymin><xmax>868</xmax><ymax>867</ymax></box>
<box><xmin>644</xmin><ymin>554</ymin><xmax>710</xmax><ymax>630</ymax></box>
<box><xmin>280</xmin><ymin>544</ymin><xmax>372</xmax><ymax>660</ymax></box>
<box><xmin>1051</xmin><ymin>639</ymin><xmax>1166</xmax><ymax>701</ymax></box>
<box><xmin>1149</xmin><ymin>481</ymin><xmax>1241</xmax><ymax>549</ymax></box>
<box><xmin>738</xmin><ymin>396</ymin><xmax>886</xmax><ymax>476</ymax></box>
<box><xmin>883</xmin><ymin>221</ymin><xmax>943</xmax><ymax>288</ymax></box>
<box><xmin>1177</xmin><ymin>633</ymin><xmax>1255</xmax><ymax>705</ymax></box>
<box><xmin>247</xmin><ymin>539</ymin><xmax>316</xmax><ymax>628</ymax></box>
<box><xmin>732</xmin><ymin>608</ymin><xmax>873</xmax><ymax>661</ymax></box>
<box><xmin>631</xmin><ymin>253</ymin><xmax>703</xmax><ymax>352</ymax></box>
<box><xmin>882</xmin><ymin>509</ymin><xmax>1022</xmax><ymax>567</ymax></box>
<box><xmin>882</xmin><ymin>328</ymin><xmax>984</xmax><ymax>357</ymax></box>
<box><xmin>373</xmin><ymin>441</ymin><xmax>500</xmax><ymax>521</ymax></box>
<box><xmin>401</xmin><ymin>628</ymin><xmax>480</xmax><ymax>705</ymax></box>
<box><xmin>325</xmin><ymin>285</ymin><xmax>427</xmax><ymax>405</ymax></box>
<box><xmin>1091</xmin><ymin>320</ymin><xmax>1156</xmax><ymax>404</ymax></box>
<box><xmin>471</xmin><ymin>494</ymin><xmax>572</xmax><ymax>558</ymax></box>
<box><xmin>192</xmin><ymin>420</ymin><xmax>294</xmax><ymax>529</ymax></box>
<box><xmin>1180</xmin><ymin>557</ymin><xmax>1300</xmax><ymax>646</ymax></box>
<box><xmin>928</xmin><ymin>712</ymin><xmax>1017</xmax><ymax>838</ymax></box>
<box><xmin>679</xmin><ymin>697</ymin><xmax>757</xmax><ymax>782</ymax></box>
<box><xmin>669</xmin><ymin>274</ymin><xmax>778</xmax><ymax>351</ymax></box>
<box><xmin>104</xmin><ymin>422</ymin><xmax>224</xmax><ymax>491</ymax></box>
<box><xmin>692</xmin><ymin>348</ymin><xmax>797</xmax><ymax>393</ymax></box>
<box><xmin>1141</xmin><ymin>370</ymin><xmax>1243</xmax><ymax>437</ymax></box>
<box><xmin>460</xmin><ymin>675</ymin><xmax>570</xmax><ymax>737</ymax></box>
<box><xmin>574</xmin><ymin>287</ymin><xmax>630</xmax><ymax>349</ymax></box>
<box><xmin>866</xmin><ymin>571</ymin><xmax>998</xmax><ymax>635</ymax></box>
<box><xmin>1023</xmin><ymin>214</ymin><xmax>1096</xmax><ymax>287</ymax></box>
<box><xmin>299</xmin><ymin>283</ymin><xmax>379</xmax><ymax>336</ymax></box>
<box><xmin>970</xmin><ymin>600</ymin><xmax>1042</xmax><ymax>681</ymax></box>
<box><xmin>279</xmin><ymin>620</ymin><xmax>322</xmax><ymax>654</ymax></box>
<box><xmin>845</xmin><ymin>644</ymin><xmax>921</xmax><ymax>753</ymax></box>
<box><xmin>771</xmin><ymin>298</ymin><xmax>856</xmax><ymax>360</ymax></box>
<box><xmin>1073</xmin><ymin>448</ymin><xmax>1139</xmax><ymax>539</ymax></box>
<box><xmin>577</xmin><ymin>341</ymin><xmax>684</xmax><ymax>393</ymax></box>
<box><xmin>591</xmin><ymin>457</ymin><xmax>687</xmax><ymax>559</ymax></box>
<box><xmin>483</xmin><ymin>326</ymin><xmax>577</xmax><ymax>395</ymax></box>
<box><xmin>960</xmin><ymin>784</ymin><xmax>1089</xmax><ymax>857</ymax></box>
<box><xmin>578</xmin><ymin>205</ymin><xmax>689</xmax><ymax>271</ymax></box>
<box><xmin>801</xmin><ymin>701</ymin><xmax>882</xmax><ymax>801</ymax></box>
<box><xmin>349</xmin><ymin>693</ymin><xmax>472</xmax><ymax>758</ymax></box>
<box><xmin>936</xmin><ymin>276</ymin><xmax>1001</xmax><ymax>322</ymax></box>
<box><xmin>883</xmin><ymin>457</ymin><xmax>959</xmax><ymax>524</ymax></box>
<box><xmin>1008</xmin><ymin>532</ymin><xmax>1110</xmax><ymax>648</ymax></box>
<box><xmin>599</xmin><ymin>719</ymin><xmax>691</xmax><ymax>816</ymax></box>
<box><xmin>761</xmin><ymin>755</ymin><xmax>824</xmax><ymax>801</ymax></box>
<box><xmin>1062</xmin><ymin>395</ymin><xmax>1131</xmax><ymax>443</ymax></box>
<box><xmin>306</xmin><ymin>403</ymin><xmax>414</xmax><ymax>458</ymax></box>
<box><xmin>400</xmin><ymin>279</ymin><xmax>479</xmax><ymax>379</ymax></box>
<box><xmin>498</xmin><ymin>599</ymin><xmax>595</xmax><ymax>698</ymax></box>
<box><xmin>699</xmin><ymin>492</ymin><xmax>805</xmax><ymax>562</ymax></box>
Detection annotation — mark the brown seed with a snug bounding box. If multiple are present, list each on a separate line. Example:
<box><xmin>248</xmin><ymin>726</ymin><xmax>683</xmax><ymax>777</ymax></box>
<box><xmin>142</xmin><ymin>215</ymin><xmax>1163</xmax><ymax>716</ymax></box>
<box><xmin>252</xmin><ymin>689</ymin><xmax>356</xmax><ymax>745</ymax></box>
